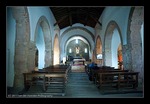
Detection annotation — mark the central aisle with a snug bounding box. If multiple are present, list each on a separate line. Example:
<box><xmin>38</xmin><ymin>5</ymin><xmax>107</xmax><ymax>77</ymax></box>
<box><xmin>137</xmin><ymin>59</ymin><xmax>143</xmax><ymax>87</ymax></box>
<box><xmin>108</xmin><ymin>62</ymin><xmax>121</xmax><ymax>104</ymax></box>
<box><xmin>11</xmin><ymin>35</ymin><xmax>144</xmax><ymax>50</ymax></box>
<box><xmin>65</xmin><ymin>72</ymin><xmax>102</xmax><ymax>98</ymax></box>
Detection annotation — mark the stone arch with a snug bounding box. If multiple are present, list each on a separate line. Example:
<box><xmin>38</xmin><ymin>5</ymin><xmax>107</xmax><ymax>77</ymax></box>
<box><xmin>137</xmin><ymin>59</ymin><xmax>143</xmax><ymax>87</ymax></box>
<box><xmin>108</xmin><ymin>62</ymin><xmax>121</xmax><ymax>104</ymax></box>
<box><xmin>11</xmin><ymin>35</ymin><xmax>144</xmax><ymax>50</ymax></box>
<box><xmin>60</xmin><ymin>27</ymin><xmax>94</xmax><ymax>60</ymax></box>
<box><xmin>11</xmin><ymin>7</ymin><xmax>30</xmax><ymax>93</ymax></box>
<box><xmin>65</xmin><ymin>35</ymin><xmax>91</xmax><ymax>52</ymax></box>
<box><xmin>53</xmin><ymin>34</ymin><xmax>60</xmax><ymax>65</ymax></box>
<box><xmin>128</xmin><ymin>7</ymin><xmax>144</xmax><ymax>81</ymax></box>
<box><xmin>34</xmin><ymin>16</ymin><xmax>52</xmax><ymax>68</ymax></box>
<box><xmin>61</xmin><ymin>26</ymin><xmax>94</xmax><ymax>41</ymax></box>
<box><xmin>65</xmin><ymin>35</ymin><xmax>90</xmax><ymax>61</ymax></box>
<box><xmin>104</xmin><ymin>21</ymin><xmax>123</xmax><ymax>68</ymax></box>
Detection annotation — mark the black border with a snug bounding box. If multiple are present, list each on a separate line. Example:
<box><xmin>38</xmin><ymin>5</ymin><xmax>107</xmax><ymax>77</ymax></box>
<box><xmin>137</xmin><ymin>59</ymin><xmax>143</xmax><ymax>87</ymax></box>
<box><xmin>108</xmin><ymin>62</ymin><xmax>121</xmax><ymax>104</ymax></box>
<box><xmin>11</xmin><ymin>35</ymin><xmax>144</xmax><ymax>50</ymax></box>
<box><xmin>5</xmin><ymin>0</ymin><xmax>144</xmax><ymax>6</ymax></box>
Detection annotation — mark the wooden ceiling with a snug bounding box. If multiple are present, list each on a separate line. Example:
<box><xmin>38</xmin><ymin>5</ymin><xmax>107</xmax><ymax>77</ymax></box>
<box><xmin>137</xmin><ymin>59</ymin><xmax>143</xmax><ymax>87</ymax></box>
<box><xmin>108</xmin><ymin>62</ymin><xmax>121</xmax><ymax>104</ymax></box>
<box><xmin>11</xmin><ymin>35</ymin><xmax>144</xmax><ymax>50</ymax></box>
<box><xmin>50</xmin><ymin>7</ymin><xmax>105</xmax><ymax>29</ymax></box>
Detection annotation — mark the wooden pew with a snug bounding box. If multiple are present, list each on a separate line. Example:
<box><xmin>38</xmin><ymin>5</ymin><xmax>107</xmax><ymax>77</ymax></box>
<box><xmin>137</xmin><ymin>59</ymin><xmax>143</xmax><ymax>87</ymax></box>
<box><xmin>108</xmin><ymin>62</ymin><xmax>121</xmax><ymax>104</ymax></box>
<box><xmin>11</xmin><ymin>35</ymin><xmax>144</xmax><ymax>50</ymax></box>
<box><xmin>23</xmin><ymin>65</ymin><xmax>70</xmax><ymax>96</ymax></box>
<box><xmin>88</xmin><ymin>66</ymin><xmax>117</xmax><ymax>81</ymax></box>
<box><xmin>97</xmin><ymin>72</ymin><xmax>139</xmax><ymax>91</ymax></box>
<box><xmin>33</xmin><ymin>69</ymin><xmax>66</xmax><ymax>74</ymax></box>
<box><xmin>44</xmin><ymin>64</ymin><xmax>69</xmax><ymax>70</ymax></box>
<box><xmin>43</xmin><ymin>73</ymin><xmax>67</xmax><ymax>96</ymax></box>
<box><xmin>32</xmin><ymin>64</ymin><xmax>70</xmax><ymax>73</ymax></box>
<box><xmin>23</xmin><ymin>73</ymin><xmax>45</xmax><ymax>91</ymax></box>
<box><xmin>93</xmin><ymin>69</ymin><xmax>129</xmax><ymax>85</ymax></box>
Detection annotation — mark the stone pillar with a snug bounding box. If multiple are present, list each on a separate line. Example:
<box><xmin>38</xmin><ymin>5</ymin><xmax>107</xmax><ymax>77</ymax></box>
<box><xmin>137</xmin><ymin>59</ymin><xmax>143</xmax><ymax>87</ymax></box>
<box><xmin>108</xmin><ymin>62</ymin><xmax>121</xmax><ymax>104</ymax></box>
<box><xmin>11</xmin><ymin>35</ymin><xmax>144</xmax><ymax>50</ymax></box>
<box><xmin>127</xmin><ymin>7</ymin><xmax>144</xmax><ymax>86</ymax></box>
<box><xmin>130</xmin><ymin>7</ymin><xmax>143</xmax><ymax>80</ymax></box>
<box><xmin>45</xmin><ymin>48</ymin><xmax>52</xmax><ymax>67</ymax></box>
<box><xmin>122</xmin><ymin>44</ymin><xmax>132</xmax><ymax>71</ymax></box>
<box><xmin>43</xmin><ymin>28</ymin><xmax>52</xmax><ymax>67</ymax></box>
<box><xmin>51</xmin><ymin>50</ymin><xmax>54</xmax><ymax>65</ymax></box>
<box><xmin>27</xmin><ymin>41</ymin><xmax>36</xmax><ymax>72</ymax></box>
<box><xmin>130</xmin><ymin>24</ymin><xmax>143</xmax><ymax>78</ymax></box>
<box><xmin>12</xmin><ymin>7</ymin><xmax>30</xmax><ymax>94</ymax></box>
<box><xmin>92</xmin><ymin>50</ymin><xmax>96</xmax><ymax>63</ymax></box>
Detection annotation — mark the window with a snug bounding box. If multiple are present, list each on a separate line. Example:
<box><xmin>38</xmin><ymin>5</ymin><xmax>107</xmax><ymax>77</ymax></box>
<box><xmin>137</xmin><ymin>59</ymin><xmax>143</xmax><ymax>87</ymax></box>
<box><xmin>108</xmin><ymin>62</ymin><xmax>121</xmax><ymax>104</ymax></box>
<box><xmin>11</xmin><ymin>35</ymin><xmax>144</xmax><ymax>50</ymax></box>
<box><xmin>76</xmin><ymin>39</ymin><xmax>78</xmax><ymax>44</ymax></box>
<box><xmin>69</xmin><ymin>48</ymin><xmax>72</xmax><ymax>53</ymax></box>
<box><xmin>85</xmin><ymin>48</ymin><xmax>87</xmax><ymax>53</ymax></box>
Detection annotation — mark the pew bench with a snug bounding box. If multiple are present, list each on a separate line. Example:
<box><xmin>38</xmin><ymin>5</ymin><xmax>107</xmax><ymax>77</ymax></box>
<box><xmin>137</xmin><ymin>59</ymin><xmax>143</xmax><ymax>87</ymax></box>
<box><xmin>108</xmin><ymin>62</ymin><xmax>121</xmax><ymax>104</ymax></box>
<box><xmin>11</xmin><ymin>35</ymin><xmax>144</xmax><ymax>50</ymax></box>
<box><xmin>93</xmin><ymin>69</ymin><xmax>129</xmax><ymax>85</ymax></box>
<box><xmin>23</xmin><ymin>72</ymin><xmax>68</xmax><ymax>96</ymax></box>
<box><xmin>33</xmin><ymin>69</ymin><xmax>67</xmax><ymax>74</ymax></box>
<box><xmin>23</xmin><ymin>73</ymin><xmax>45</xmax><ymax>91</ymax></box>
<box><xmin>97</xmin><ymin>72</ymin><xmax>139</xmax><ymax>91</ymax></box>
<box><xmin>43</xmin><ymin>73</ymin><xmax>67</xmax><ymax>96</ymax></box>
<box><xmin>87</xmin><ymin>66</ymin><xmax>115</xmax><ymax>81</ymax></box>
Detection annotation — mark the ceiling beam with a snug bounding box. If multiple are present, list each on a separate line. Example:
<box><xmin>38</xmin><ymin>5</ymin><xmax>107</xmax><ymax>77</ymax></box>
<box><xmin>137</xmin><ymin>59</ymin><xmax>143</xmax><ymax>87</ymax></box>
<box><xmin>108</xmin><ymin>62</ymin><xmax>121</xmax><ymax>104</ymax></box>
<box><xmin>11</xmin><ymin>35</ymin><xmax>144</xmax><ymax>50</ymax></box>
<box><xmin>54</xmin><ymin>15</ymin><xmax>68</xmax><ymax>26</ymax></box>
<box><xmin>89</xmin><ymin>15</ymin><xmax>102</xmax><ymax>26</ymax></box>
<box><xmin>84</xmin><ymin>8</ymin><xmax>90</xmax><ymax>26</ymax></box>
<box><xmin>68</xmin><ymin>8</ymin><xmax>72</xmax><ymax>26</ymax></box>
<box><xmin>52</xmin><ymin>7</ymin><xmax>104</xmax><ymax>28</ymax></box>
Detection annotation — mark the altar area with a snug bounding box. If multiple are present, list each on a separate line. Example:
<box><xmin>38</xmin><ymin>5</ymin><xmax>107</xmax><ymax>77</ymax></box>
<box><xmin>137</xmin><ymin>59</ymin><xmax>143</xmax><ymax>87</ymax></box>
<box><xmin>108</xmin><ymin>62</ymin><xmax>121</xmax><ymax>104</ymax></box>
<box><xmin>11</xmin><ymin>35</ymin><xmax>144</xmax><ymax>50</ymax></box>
<box><xmin>71</xmin><ymin>58</ymin><xmax>86</xmax><ymax>72</ymax></box>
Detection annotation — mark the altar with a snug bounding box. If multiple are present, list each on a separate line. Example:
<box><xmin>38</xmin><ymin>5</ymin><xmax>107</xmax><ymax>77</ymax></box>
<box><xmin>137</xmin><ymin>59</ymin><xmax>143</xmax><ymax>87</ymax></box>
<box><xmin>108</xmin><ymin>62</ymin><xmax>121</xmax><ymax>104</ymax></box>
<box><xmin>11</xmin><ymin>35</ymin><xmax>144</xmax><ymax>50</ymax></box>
<box><xmin>71</xmin><ymin>58</ymin><xmax>86</xmax><ymax>72</ymax></box>
<box><xmin>73</xmin><ymin>58</ymin><xmax>85</xmax><ymax>65</ymax></box>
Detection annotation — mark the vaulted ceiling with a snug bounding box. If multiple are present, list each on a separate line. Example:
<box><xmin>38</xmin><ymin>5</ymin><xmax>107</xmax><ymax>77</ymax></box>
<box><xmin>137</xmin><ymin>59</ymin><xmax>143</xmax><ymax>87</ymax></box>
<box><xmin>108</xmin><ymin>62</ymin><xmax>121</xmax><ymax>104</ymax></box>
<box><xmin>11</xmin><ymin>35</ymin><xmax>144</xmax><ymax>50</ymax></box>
<box><xmin>50</xmin><ymin>7</ymin><xmax>105</xmax><ymax>29</ymax></box>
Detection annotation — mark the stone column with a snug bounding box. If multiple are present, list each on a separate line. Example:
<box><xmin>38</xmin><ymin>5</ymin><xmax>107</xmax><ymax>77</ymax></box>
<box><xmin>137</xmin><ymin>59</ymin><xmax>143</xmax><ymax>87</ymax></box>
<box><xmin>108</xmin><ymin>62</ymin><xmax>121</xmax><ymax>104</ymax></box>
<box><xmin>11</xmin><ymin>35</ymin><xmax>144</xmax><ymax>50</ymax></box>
<box><xmin>45</xmin><ymin>48</ymin><xmax>52</xmax><ymax>67</ymax></box>
<box><xmin>12</xmin><ymin>7</ymin><xmax>30</xmax><ymax>94</ymax></box>
<box><xmin>27</xmin><ymin>41</ymin><xmax>36</xmax><ymax>72</ymax></box>
<box><xmin>122</xmin><ymin>44</ymin><xmax>132</xmax><ymax>71</ymax></box>
<box><xmin>130</xmin><ymin>7</ymin><xmax>143</xmax><ymax>80</ymax></box>
<box><xmin>42</xmin><ymin>27</ymin><xmax>53</xmax><ymax>67</ymax></box>
<box><xmin>130</xmin><ymin>24</ymin><xmax>143</xmax><ymax>79</ymax></box>
<box><xmin>126</xmin><ymin>7</ymin><xmax>144</xmax><ymax>86</ymax></box>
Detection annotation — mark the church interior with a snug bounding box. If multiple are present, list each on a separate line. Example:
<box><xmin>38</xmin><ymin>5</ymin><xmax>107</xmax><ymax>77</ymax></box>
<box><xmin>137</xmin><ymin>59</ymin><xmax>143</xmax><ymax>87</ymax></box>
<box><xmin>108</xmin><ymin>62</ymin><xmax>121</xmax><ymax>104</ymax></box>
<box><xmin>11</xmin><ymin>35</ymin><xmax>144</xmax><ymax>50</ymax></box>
<box><xmin>6</xmin><ymin>6</ymin><xmax>144</xmax><ymax>98</ymax></box>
